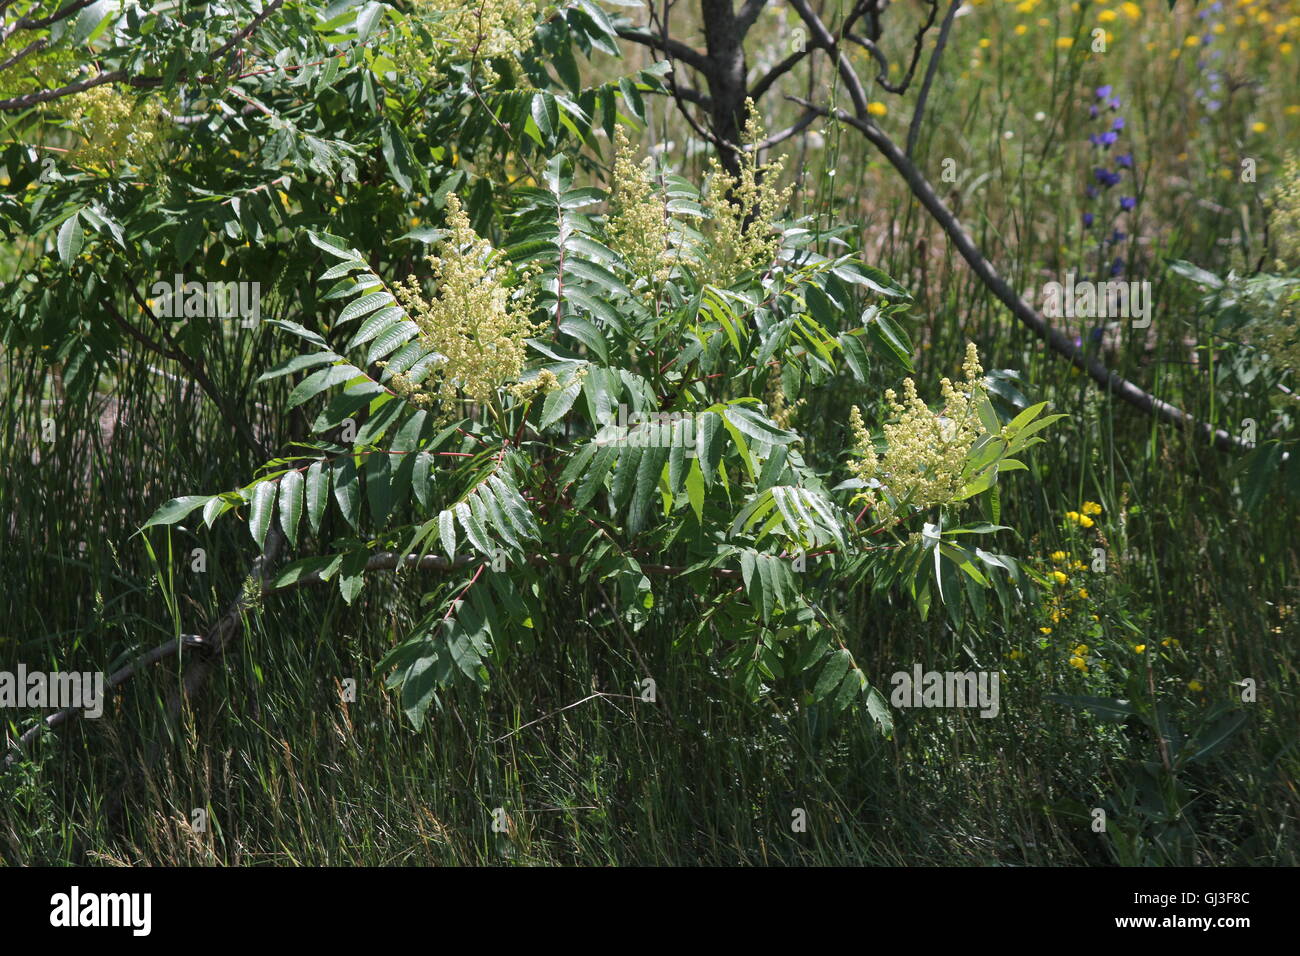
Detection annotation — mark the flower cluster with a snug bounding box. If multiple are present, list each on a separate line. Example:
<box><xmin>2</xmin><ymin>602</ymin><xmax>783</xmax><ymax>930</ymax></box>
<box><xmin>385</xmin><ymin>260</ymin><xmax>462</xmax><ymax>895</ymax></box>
<box><xmin>1037</xmin><ymin>548</ymin><xmax>1095</xmax><ymax>638</ymax></box>
<box><xmin>1081</xmin><ymin>85</ymin><xmax>1135</xmax><ymax>279</ymax></box>
<box><xmin>1193</xmin><ymin>2</ymin><xmax>1229</xmax><ymax>117</ymax></box>
<box><xmin>1271</xmin><ymin>152</ymin><xmax>1300</xmax><ymax>269</ymax></box>
<box><xmin>765</xmin><ymin>362</ymin><xmax>805</xmax><ymax>429</ymax></box>
<box><xmin>849</xmin><ymin>342</ymin><xmax>986</xmax><ymax>515</ymax></box>
<box><xmin>413</xmin><ymin>0</ymin><xmax>540</xmax><ymax>80</ymax></box>
<box><xmin>607</xmin><ymin>126</ymin><xmax>673</xmax><ymax>288</ymax></box>
<box><xmin>389</xmin><ymin>195</ymin><xmax>542</xmax><ymax>417</ymax></box>
<box><xmin>66</xmin><ymin>85</ymin><xmax>169</xmax><ymax>170</ymax></box>
<box><xmin>1066</xmin><ymin>499</ymin><xmax>1103</xmax><ymax>529</ymax></box>
<box><xmin>699</xmin><ymin>101</ymin><xmax>792</xmax><ymax>287</ymax></box>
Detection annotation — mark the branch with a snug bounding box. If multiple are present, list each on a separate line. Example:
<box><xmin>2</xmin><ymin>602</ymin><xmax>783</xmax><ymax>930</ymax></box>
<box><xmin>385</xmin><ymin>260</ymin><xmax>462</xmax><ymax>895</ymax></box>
<box><xmin>785</xmin><ymin>0</ymin><xmax>868</xmax><ymax>117</ymax></box>
<box><xmin>669</xmin><ymin>83</ymin><xmax>713</xmax><ymax>110</ymax></box>
<box><xmin>2</xmin><ymin>634</ymin><xmax>206</xmax><ymax>768</ymax></box>
<box><xmin>0</xmin><ymin>0</ymin><xmax>286</xmax><ymax>111</ymax></box>
<box><xmin>0</xmin><ymin>69</ymin><xmax>124</xmax><ymax>112</ymax></box>
<box><xmin>790</xmin><ymin>97</ymin><xmax>1260</xmax><ymax>454</ymax></box>
<box><xmin>616</xmin><ymin>27</ymin><xmax>715</xmax><ymax>77</ymax></box>
<box><xmin>752</xmin><ymin>107</ymin><xmax>818</xmax><ymax>151</ymax></box>
<box><xmin>736</xmin><ymin>0</ymin><xmax>768</xmax><ymax>34</ymax></box>
<box><xmin>1</xmin><ymin>0</ymin><xmax>98</xmax><ymax>42</ymax></box>
<box><xmin>0</xmin><ymin>542</ymin><xmax>741</xmax><ymax>765</ymax></box>
<box><xmin>3</xmin><ymin>530</ymin><xmax>282</xmax><ymax>771</ymax></box>
<box><xmin>906</xmin><ymin>0</ymin><xmax>958</xmax><ymax>158</ymax></box>
<box><xmin>749</xmin><ymin>48</ymin><xmax>810</xmax><ymax>103</ymax></box>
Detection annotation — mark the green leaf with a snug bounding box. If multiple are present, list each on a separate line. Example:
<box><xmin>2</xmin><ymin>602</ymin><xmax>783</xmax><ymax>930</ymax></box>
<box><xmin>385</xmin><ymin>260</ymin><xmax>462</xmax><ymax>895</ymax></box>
<box><xmin>278</xmin><ymin>469</ymin><xmax>304</xmax><ymax>547</ymax></box>
<box><xmin>685</xmin><ymin>457</ymin><xmax>705</xmax><ymax>522</ymax></box>
<box><xmin>57</xmin><ymin>212</ymin><xmax>84</xmax><ymax>265</ymax></box>
<box><xmin>258</xmin><ymin>351</ymin><xmax>341</xmax><ymax>383</ymax></box>
<box><xmin>248</xmin><ymin>480</ymin><xmax>278</xmax><ymax>549</ymax></box>
<box><xmin>439</xmin><ymin>508</ymin><xmax>458</xmax><ymax>559</ymax></box>
<box><xmin>455</xmin><ymin>500</ymin><xmax>493</xmax><ymax>555</ymax></box>
<box><xmin>864</xmin><ymin>309</ymin><xmax>914</xmax><ymax>372</ymax></box>
<box><xmin>338</xmin><ymin>547</ymin><xmax>369</xmax><ymax>604</ymax></box>
<box><xmin>628</xmin><ymin>445</ymin><xmax>668</xmax><ymax>535</ymax></box>
<box><xmin>723</xmin><ymin>404</ymin><xmax>795</xmax><ymax>445</ymax></box>
<box><xmin>305</xmin><ymin>461</ymin><xmax>329</xmax><ymax>534</ymax></box>
<box><xmin>814</xmin><ymin>649</ymin><xmax>853</xmax><ymax>701</ymax></box>
<box><xmin>337</xmin><ymin>291</ymin><xmax>396</xmax><ymax>325</ymax></box>
<box><xmin>574</xmin><ymin>444</ymin><xmax>616</xmax><ymax>508</ymax></box>
<box><xmin>400</xmin><ymin>646</ymin><xmax>440</xmax><ymax>728</ymax></box>
<box><xmin>697</xmin><ymin>411</ymin><xmax>724</xmax><ymax>486</ymax></box>
<box><xmin>142</xmin><ymin>495</ymin><xmax>210</xmax><ymax>531</ymax></box>
<box><xmin>333</xmin><ymin>457</ymin><xmax>360</xmax><ymax>529</ymax></box>
<box><xmin>539</xmin><ymin>375</ymin><xmax>582</xmax><ymax>429</ymax></box>
<box><xmin>288</xmin><ymin>365</ymin><xmax>362</xmax><ymax>409</ymax></box>
<box><xmin>380</xmin><ymin>117</ymin><xmax>415</xmax><ymax>192</ymax></box>
<box><xmin>1046</xmin><ymin>694</ymin><xmax>1134</xmax><ymax>722</ymax></box>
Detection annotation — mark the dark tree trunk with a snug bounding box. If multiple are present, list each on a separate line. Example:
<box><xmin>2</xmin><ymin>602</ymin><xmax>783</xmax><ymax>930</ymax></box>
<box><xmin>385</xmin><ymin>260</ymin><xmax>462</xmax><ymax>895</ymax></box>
<box><xmin>700</xmin><ymin>0</ymin><xmax>748</xmax><ymax>175</ymax></box>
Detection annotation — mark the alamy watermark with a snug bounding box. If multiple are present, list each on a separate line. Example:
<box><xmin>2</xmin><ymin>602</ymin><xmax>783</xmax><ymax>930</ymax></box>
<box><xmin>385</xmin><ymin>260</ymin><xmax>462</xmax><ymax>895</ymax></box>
<box><xmin>0</xmin><ymin>665</ymin><xmax>105</xmax><ymax>718</ymax></box>
<box><xmin>890</xmin><ymin>664</ymin><xmax>1000</xmax><ymax>718</ymax></box>
<box><xmin>1038</xmin><ymin>271</ymin><xmax>1152</xmax><ymax>328</ymax></box>
<box><xmin>50</xmin><ymin>887</ymin><xmax>151</xmax><ymax>936</ymax></box>
<box><xmin>149</xmin><ymin>273</ymin><xmax>261</xmax><ymax>326</ymax></box>
<box><xmin>594</xmin><ymin>403</ymin><xmax>697</xmax><ymax>453</ymax></box>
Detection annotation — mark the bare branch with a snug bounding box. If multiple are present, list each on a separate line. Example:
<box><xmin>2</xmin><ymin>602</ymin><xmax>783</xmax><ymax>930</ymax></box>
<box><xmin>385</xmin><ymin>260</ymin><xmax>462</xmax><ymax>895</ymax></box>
<box><xmin>749</xmin><ymin>47</ymin><xmax>810</xmax><ymax>103</ymax></box>
<box><xmin>616</xmin><ymin>27</ymin><xmax>715</xmax><ymax>78</ymax></box>
<box><xmin>751</xmin><ymin>107</ymin><xmax>818</xmax><ymax>151</ymax></box>
<box><xmin>1</xmin><ymin>0</ymin><xmax>98</xmax><ymax>43</ymax></box>
<box><xmin>790</xmin><ymin>96</ymin><xmax>1259</xmax><ymax>454</ymax></box>
<box><xmin>906</xmin><ymin>0</ymin><xmax>958</xmax><ymax>157</ymax></box>
<box><xmin>736</xmin><ymin>0</ymin><xmax>768</xmax><ymax>34</ymax></box>
<box><xmin>785</xmin><ymin>0</ymin><xmax>868</xmax><ymax>117</ymax></box>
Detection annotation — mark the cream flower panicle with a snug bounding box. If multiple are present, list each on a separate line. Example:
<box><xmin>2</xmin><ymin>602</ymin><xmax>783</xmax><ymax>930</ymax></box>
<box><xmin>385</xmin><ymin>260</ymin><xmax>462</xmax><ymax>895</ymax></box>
<box><xmin>700</xmin><ymin>100</ymin><xmax>793</xmax><ymax>287</ymax></box>
<box><xmin>849</xmin><ymin>342</ymin><xmax>987</xmax><ymax>516</ymax></box>
<box><xmin>608</xmin><ymin>125</ymin><xmax>673</xmax><ymax>288</ymax></box>
<box><xmin>388</xmin><ymin>194</ymin><xmax>542</xmax><ymax>418</ymax></box>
